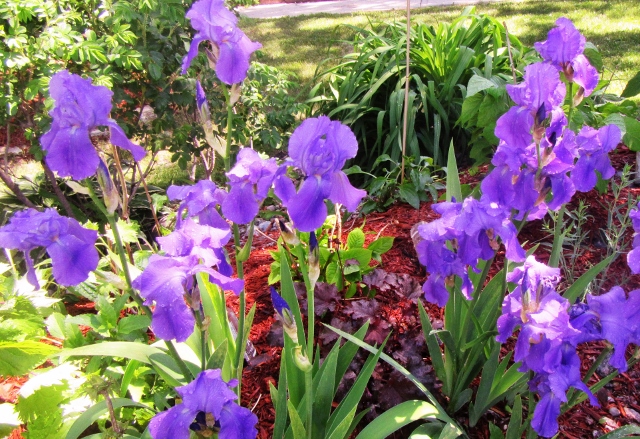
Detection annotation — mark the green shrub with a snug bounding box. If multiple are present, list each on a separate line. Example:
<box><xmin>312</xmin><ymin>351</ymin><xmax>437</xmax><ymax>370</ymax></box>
<box><xmin>0</xmin><ymin>0</ymin><xmax>194</xmax><ymax>156</ymax></box>
<box><xmin>307</xmin><ymin>7</ymin><xmax>527</xmax><ymax>181</ymax></box>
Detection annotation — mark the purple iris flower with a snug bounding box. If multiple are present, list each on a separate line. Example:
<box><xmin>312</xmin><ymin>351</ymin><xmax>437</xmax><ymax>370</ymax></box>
<box><xmin>571</xmin><ymin>124</ymin><xmax>621</xmax><ymax>192</ymax></box>
<box><xmin>569</xmin><ymin>287</ymin><xmax>640</xmax><ymax>371</ymax></box>
<box><xmin>416</xmin><ymin>198</ymin><xmax>524</xmax><ymax>306</ymax></box>
<box><xmin>497</xmin><ymin>257</ymin><xmax>579</xmax><ymax>373</ymax></box>
<box><xmin>506</xmin><ymin>63</ymin><xmax>566</xmax><ymax>123</ymax></box>
<box><xmin>534</xmin><ymin>17</ymin><xmax>585</xmax><ymax>68</ymax></box>
<box><xmin>168</xmin><ymin>180</ymin><xmax>229</xmax><ymax>231</ymax></box>
<box><xmin>535</xmin><ymin>17</ymin><xmax>599</xmax><ymax>97</ymax></box>
<box><xmin>484</xmin><ymin>84</ymin><xmax>577</xmax><ymax>219</ymax></box>
<box><xmin>149</xmin><ymin>369</ymin><xmax>258</xmax><ymax>439</ymax></box>
<box><xmin>627</xmin><ymin>209</ymin><xmax>640</xmax><ymax>273</ymax></box>
<box><xmin>40</xmin><ymin>70</ymin><xmax>145</xmax><ymax>180</ymax></box>
<box><xmin>529</xmin><ymin>344</ymin><xmax>598</xmax><ymax>437</ymax></box>
<box><xmin>0</xmin><ymin>208</ymin><xmax>98</xmax><ymax>288</ymax></box>
<box><xmin>182</xmin><ymin>0</ymin><xmax>261</xmax><ymax>84</ymax></box>
<box><xmin>158</xmin><ymin>218</ymin><xmax>234</xmax><ymax>277</ymax></box>
<box><xmin>133</xmin><ymin>219</ymin><xmax>243</xmax><ymax>342</ymax></box>
<box><xmin>417</xmin><ymin>241</ymin><xmax>470</xmax><ymax>306</ymax></box>
<box><xmin>221</xmin><ymin>148</ymin><xmax>277</xmax><ymax>224</ymax></box>
<box><xmin>132</xmin><ymin>255</ymin><xmax>202</xmax><ymax>341</ymax></box>
<box><xmin>274</xmin><ymin>116</ymin><xmax>366</xmax><ymax>232</ymax></box>
<box><xmin>454</xmin><ymin>198</ymin><xmax>525</xmax><ymax>264</ymax></box>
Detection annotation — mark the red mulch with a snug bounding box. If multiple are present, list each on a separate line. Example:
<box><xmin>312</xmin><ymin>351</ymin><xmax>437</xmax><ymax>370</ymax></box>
<box><xmin>3</xmin><ymin>145</ymin><xmax>640</xmax><ymax>438</ymax></box>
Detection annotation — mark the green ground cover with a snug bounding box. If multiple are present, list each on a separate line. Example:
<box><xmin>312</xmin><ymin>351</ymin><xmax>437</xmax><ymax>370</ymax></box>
<box><xmin>240</xmin><ymin>0</ymin><xmax>640</xmax><ymax>98</ymax></box>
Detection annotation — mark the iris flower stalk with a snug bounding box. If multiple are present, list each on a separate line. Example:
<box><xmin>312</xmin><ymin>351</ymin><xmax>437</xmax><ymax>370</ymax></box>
<box><xmin>85</xmin><ymin>180</ymin><xmax>195</xmax><ymax>380</ymax></box>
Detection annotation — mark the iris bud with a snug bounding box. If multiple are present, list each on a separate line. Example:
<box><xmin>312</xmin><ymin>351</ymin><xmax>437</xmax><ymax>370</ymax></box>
<box><xmin>271</xmin><ymin>287</ymin><xmax>298</xmax><ymax>344</ymax></box>
<box><xmin>308</xmin><ymin>232</ymin><xmax>320</xmax><ymax>289</ymax></box>
<box><xmin>278</xmin><ymin>218</ymin><xmax>300</xmax><ymax>246</ymax></box>
<box><xmin>96</xmin><ymin>159</ymin><xmax>120</xmax><ymax>215</ymax></box>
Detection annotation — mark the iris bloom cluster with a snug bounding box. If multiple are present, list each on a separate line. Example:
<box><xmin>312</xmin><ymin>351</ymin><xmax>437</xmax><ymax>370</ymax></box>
<box><xmin>181</xmin><ymin>0</ymin><xmax>261</xmax><ymax>84</ymax></box>
<box><xmin>41</xmin><ymin>70</ymin><xmax>145</xmax><ymax>180</ymax></box>
<box><xmin>0</xmin><ymin>208</ymin><xmax>99</xmax><ymax>288</ymax></box>
<box><xmin>415</xmin><ymin>198</ymin><xmax>525</xmax><ymax>306</ymax></box>
<box><xmin>149</xmin><ymin>369</ymin><xmax>257</xmax><ymax>439</ymax></box>
<box><xmin>135</xmin><ymin>115</ymin><xmax>363</xmax><ymax>341</ymax></box>
<box><xmin>416</xmin><ymin>17</ymin><xmax>630</xmax><ymax>437</ymax></box>
<box><xmin>498</xmin><ymin>256</ymin><xmax>640</xmax><ymax>436</ymax></box>
<box><xmin>481</xmin><ymin>18</ymin><xmax>619</xmax><ymax>220</ymax></box>
<box><xmin>139</xmin><ymin>116</ymin><xmax>363</xmax><ymax>437</ymax></box>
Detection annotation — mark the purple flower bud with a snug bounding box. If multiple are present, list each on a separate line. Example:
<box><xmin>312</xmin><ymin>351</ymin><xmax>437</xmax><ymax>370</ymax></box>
<box><xmin>96</xmin><ymin>159</ymin><xmax>120</xmax><ymax>214</ymax></box>
<box><xmin>308</xmin><ymin>232</ymin><xmax>320</xmax><ymax>288</ymax></box>
<box><xmin>195</xmin><ymin>80</ymin><xmax>210</xmax><ymax>124</ymax></box>
<box><xmin>277</xmin><ymin>218</ymin><xmax>300</xmax><ymax>245</ymax></box>
<box><xmin>270</xmin><ymin>287</ymin><xmax>298</xmax><ymax>343</ymax></box>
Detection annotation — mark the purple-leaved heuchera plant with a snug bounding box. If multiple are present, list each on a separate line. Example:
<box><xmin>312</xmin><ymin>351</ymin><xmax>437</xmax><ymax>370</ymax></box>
<box><xmin>0</xmin><ymin>208</ymin><xmax>99</xmax><ymax>288</ymax></box>
<box><xmin>40</xmin><ymin>70</ymin><xmax>145</xmax><ymax>180</ymax></box>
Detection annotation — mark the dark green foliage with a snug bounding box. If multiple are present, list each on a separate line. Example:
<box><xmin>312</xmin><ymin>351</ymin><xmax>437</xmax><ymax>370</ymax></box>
<box><xmin>349</xmin><ymin>154</ymin><xmax>443</xmax><ymax>213</ymax></box>
<box><xmin>307</xmin><ymin>7</ymin><xmax>527</xmax><ymax>181</ymax></box>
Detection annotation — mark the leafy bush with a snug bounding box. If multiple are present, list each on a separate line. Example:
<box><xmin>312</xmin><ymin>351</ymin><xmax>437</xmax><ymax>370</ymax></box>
<box><xmin>307</xmin><ymin>7</ymin><xmax>527</xmax><ymax>181</ymax></box>
<box><xmin>1</xmin><ymin>0</ymin><xmax>196</xmax><ymax>159</ymax></box>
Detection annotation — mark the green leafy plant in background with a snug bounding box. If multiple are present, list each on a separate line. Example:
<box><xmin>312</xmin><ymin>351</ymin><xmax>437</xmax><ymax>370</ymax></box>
<box><xmin>348</xmin><ymin>153</ymin><xmax>443</xmax><ymax>213</ymax></box>
<box><xmin>307</xmin><ymin>7</ymin><xmax>527</xmax><ymax>183</ymax></box>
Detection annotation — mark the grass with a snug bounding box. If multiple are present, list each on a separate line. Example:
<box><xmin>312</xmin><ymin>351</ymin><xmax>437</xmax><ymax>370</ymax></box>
<box><xmin>240</xmin><ymin>0</ymin><xmax>640</xmax><ymax>98</ymax></box>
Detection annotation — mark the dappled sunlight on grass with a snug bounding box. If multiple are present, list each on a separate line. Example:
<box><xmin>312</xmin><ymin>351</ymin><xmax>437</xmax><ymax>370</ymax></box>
<box><xmin>241</xmin><ymin>0</ymin><xmax>640</xmax><ymax>99</ymax></box>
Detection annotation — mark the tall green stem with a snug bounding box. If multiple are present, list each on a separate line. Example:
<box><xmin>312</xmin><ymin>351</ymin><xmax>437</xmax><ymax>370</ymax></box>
<box><xmin>232</xmin><ymin>223</ymin><xmax>247</xmax><ymax>397</ymax></box>
<box><xmin>222</xmin><ymin>85</ymin><xmax>234</xmax><ymax>173</ymax></box>
<box><xmin>567</xmin><ymin>82</ymin><xmax>575</xmax><ymax>128</ymax></box>
<box><xmin>305</xmin><ymin>367</ymin><xmax>313</xmax><ymax>439</ymax></box>
<box><xmin>220</xmin><ymin>84</ymin><xmax>249</xmax><ymax>396</ymax></box>
<box><xmin>85</xmin><ymin>180</ymin><xmax>194</xmax><ymax>380</ymax></box>
<box><xmin>291</xmin><ymin>245</ymin><xmax>314</xmax><ymax>362</ymax></box>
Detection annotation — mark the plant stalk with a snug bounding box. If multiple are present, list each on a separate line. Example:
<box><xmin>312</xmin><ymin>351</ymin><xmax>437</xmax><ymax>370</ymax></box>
<box><xmin>400</xmin><ymin>0</ymin><xmax>411</xmax><ymax>183</ymax></box>
<box><xmin>86</xmin><ymin>180</ymin><xmax>194</xmax><ymax>380</ymax></box>
<box><xmin>305</xmin><ymin>367</ymin><xmax>313</xmax><ymax>439</ymax></box>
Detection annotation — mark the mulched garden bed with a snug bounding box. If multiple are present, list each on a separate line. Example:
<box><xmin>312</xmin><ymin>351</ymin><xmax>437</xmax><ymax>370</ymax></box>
<box><xmin>2</xmin><ymin>144</ymin><xmax>640</xmax><ymax>438</ymax></box>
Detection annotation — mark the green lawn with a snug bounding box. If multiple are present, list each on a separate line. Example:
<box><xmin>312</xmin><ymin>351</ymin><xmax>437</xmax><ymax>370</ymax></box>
<box><xmin>240</xmin><ymin>0</ymin><xmax>640</xmax><ymax>98</ymax></box>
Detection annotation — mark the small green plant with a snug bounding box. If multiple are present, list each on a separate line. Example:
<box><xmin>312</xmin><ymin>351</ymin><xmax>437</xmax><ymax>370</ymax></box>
<box><xmin>270</xmin><ymin>224</ymin><xmax>394</xmax><ymax>299</ymax></box>
<box><xmin>350</xmin><ymin>154</ymin><xmax>443</xmax><ymax>213</ymax></box>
